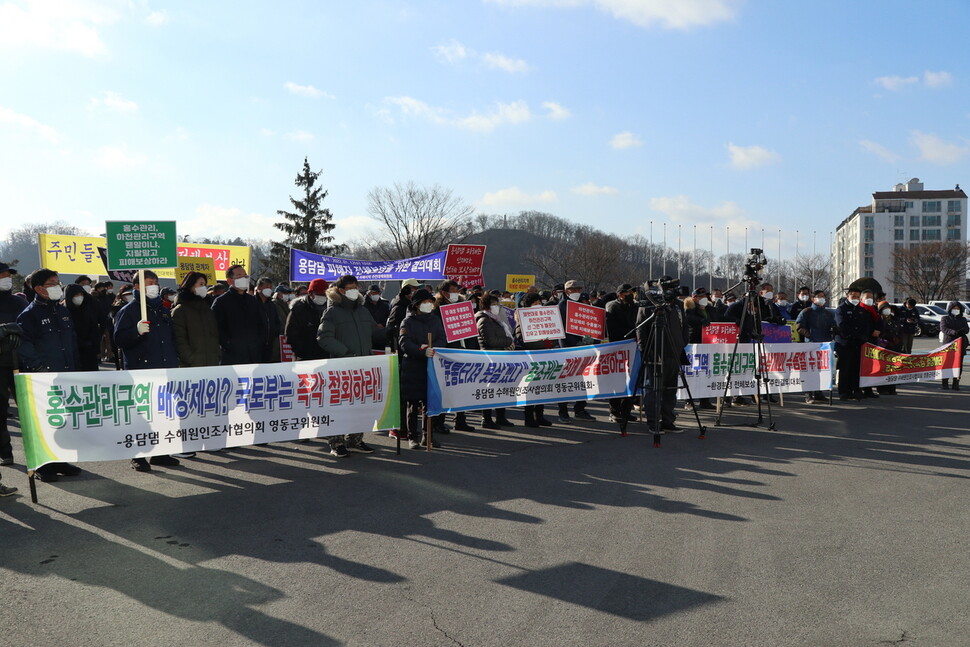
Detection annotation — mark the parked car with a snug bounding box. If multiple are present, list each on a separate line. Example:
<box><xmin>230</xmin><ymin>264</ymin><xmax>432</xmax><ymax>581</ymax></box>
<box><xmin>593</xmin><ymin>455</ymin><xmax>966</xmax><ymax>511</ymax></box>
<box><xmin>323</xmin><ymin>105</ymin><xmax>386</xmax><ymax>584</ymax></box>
<box><xmin>892</xmin><ymin>304</ymin><xmax>941</xmax><ymax>337</ymax></box>
<box><xmin>929</xmin><ymin>300</ymin><xmax>970</xmax><ymax>316</ymax></box>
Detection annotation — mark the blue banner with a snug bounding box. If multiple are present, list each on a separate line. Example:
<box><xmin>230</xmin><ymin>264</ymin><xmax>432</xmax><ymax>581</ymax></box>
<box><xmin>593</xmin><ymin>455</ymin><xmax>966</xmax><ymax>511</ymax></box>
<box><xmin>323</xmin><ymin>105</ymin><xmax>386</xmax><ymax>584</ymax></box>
<box><xmin>289</xmin><ymin>247</ymin><xmax>447</xmax><ymax>282</ymax></box>
<box><xmin>426</xmin><ymin>340</ymin><xmax>642</xmax><ymax>415</ymax></box>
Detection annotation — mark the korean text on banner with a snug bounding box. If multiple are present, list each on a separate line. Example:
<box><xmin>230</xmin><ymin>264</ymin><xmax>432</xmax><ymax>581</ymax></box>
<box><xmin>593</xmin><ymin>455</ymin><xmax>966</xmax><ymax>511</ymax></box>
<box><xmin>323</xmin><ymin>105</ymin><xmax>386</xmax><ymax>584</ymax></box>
<box><xmin>505</xmin><ymin>274</ymin><xmax>535</xmax><ymax>293</ymax></box>
<box><xmin>290</xmin><ymin>247</ymin><xmax>446</xmax><ymax>282</ymax></box>
<box><xmin>280</xmin><ymin>335</ymin><xmax>294</xmax><ymax>362</ymax></box>
<box><xmin>14</xmin><ymin>354</ymin><xmax>401</xmax><ymax>471</ymax></box>
<box><xmin>104</xmin><ymin>221</ymin><xmax>178</xmax><ymax>270</ymax></box>
<box><xmin>176</xmin><ymin>256</ymin><xmax>217</xmax><ymax>285</ymax></box>
<box><xmin>678</xmin><ymin>342</ymin><xmax>834</xmax><ymax>399</ymax></box>
<box><xmin>565</xmin><ymin>300</ymin><xmax>605</xmax><ymax>339</ymax></box>
<box><xmin>702</xmin><ymin>322</ymin><xmax>737</xmax><ymax>344</ymax></box>
<box><xmin>517</xmin><ymin>306</ymin><xmax>565</xmax><ymax>343</ymax></box>
<box><xmin>444</xmin><ymin>244</ymin><xmax>486</xmax><ymax>286</ymax></box>
<box><xmin>38</xmin><ymin>234</ymin><xmax>106</xmax><ymax>276</ymax></box>
<box><xmin>439</xmin><ymin>301</ymin><xmax>478</xmax><ymax>343</ymax></box>
<box><xmin>859</xmin><ymin>340</ymin><xmax>962</xmax><ymax>388</ymax></box>
<box><xmin>426</xmin><ymin>339</ymin><xmax>641</xmax><ymax>415</ymax></box>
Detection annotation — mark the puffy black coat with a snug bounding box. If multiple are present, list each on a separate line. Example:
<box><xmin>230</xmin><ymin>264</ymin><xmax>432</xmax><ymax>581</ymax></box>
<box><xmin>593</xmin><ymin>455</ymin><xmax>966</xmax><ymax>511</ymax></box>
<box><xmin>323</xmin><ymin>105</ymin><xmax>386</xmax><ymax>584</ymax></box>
<box><xmin>835</xmin><ymin>301</ymin><xmax>873</xmax><ymax>345</ymax></box>
<box><xmin>0</xmin><ymin>290</ymin><xmax>29</xmax><ymax>368</ymax></box>
<box><xmin>285</xmin><ymin>296</ymin><xmax>329</xmax><ymax>360</ymax></box>
<box><xmin>386</xmin><ymin>292</ymin><xmax>411</xmax><ymax>349</ymax></box>
<box><xmin>114</xmin><ymin>293</ymin><xmax>180</xmax><ymax>370</ymax></box>
<box><xmin>683</xmin><ymin>297</ymin><xmax>715</xmax><ymax>344</ymax></box>
<box><xmin>211</xmin><ymin>288</ymin><xmax>269</xmax><ymax>365</ymax></box>
<box><xmin>65</xmin><ymin>284</ymin><xmax>106</xmax><ymax>371</ymax></box>
<box><xmin>171</xmin><ymin>291</ymin><xmax>222</xmax><ymax>367</ymax></box>
<box><xmin>399</xmin><ymin>310</ymin><xmax>447</xmax><ymax>402</ymax></box>
<box><xmin>17</xmin><ymin>294</ymin><xmax>80</xmax><ymax>373</ymax></box>
<box><xmin>605</xmin><ymin>297</ymin><xmax>638</xmax><ymax>342</ymax></box>
<box><xmin>897</xmin><ymin>305</ymin><xmax>921</xmax><ymax>335</ymax></box>
<box><xmin>940</xmin><ymin>301</ymin><xmax>969</xmax><ymax>355</ymax></box>
<box><xmin>364</xmin><ymin>296</ymin><xmax>391</xmax><ymax>328</ymax></box>
<box><xmin>317</xmin><ymin>287</ymin><xmax>385</xmax><ymax>358</ymax></box>
<box><xmin>476</xmin><ymin>311</ymin><xmax>514</xmax><ymax>350</ymax></box>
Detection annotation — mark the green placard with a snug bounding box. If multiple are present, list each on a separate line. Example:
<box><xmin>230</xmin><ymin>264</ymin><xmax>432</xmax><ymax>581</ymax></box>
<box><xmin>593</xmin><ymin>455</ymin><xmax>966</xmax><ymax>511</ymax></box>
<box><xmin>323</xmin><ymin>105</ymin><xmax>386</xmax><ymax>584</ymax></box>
<box><xmin>104</xmin><ymin>220</ymin><xmax>178</xmax><ymax>270</ymax></box>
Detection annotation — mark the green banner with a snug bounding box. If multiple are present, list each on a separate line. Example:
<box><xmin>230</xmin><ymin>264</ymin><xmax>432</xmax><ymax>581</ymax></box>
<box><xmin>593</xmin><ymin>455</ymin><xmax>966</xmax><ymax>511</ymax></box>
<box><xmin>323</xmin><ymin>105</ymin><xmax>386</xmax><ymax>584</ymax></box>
<box><xmin>104</xmin><ymin>220</ymin><xmax>178</xmax><ymax>270</ymax></box>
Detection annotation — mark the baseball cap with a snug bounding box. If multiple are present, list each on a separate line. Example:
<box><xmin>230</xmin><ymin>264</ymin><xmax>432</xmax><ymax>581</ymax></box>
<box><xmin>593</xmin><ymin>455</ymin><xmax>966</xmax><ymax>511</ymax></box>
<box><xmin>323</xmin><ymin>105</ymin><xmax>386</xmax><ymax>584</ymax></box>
<box><xmin>401</xmin><ymin>278</ymin><xmax>420</xmax><ymax>288</ymax></box>
<box><xmin>564</xmin><ymin>280</ymin><xmax>581</xmax><ymax>289</ymax></box>
<box><xmin>308</xmin><ymin>278</ymin><xmax>329</xmax><ymax>295</ymax></box>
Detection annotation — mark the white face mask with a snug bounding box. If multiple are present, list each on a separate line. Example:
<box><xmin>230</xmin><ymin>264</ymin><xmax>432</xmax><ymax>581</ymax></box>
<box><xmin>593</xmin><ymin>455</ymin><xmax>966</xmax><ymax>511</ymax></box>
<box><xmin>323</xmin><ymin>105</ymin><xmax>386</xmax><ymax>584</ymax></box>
<box><xmin>698</xmin><ymin>298</ymin><xmax>709</xmax><ymax>307</ymax></box>
<box><xmin>261</xmin><ymin>288</ymin><xmax>273</xmax><ymax>298</ymax></box>
<box><xmin>71</xmin><ymin>295</ymin><xmax>84</xmax><ymax>307</ymax></box>
<box><xmin>448</xmin><ymin>292</ymin><xmax>459</xmax><ymax>302</ymax></box>
<box><xmin>343</xmin><ymin>288</ymin><xmax>360</xmax><ymax>301</ymax></box>
<box><xmin>233</xmin><ymin>277</ymin><xmax>250</xmax><ymax>290</ymax></box>
<box><xmin>419</xmin><ymin>302</ymin><xmax>434</xmax><ymax>314</ymax></box>
<box><xmin>285</xmin><ymin>294</ymin><xmax>295</xmax><ymax>302</ymax></box>
<box><xmin>312</xmin><ymin>295</ymin><xmax>327</xmax><ymax>306</ymax></box>
<box><xmin>567</xmin><ymin>292</ymin><xmax>580</xmax><ymax>301</ymax></box>
<box><xmin>46</xmin><ymin>285</ymin><xmax>63</xmax><ymax>301</ymax></box>
<box><xmin>490</xmin><ymin>305</ymin><xmax>501</xmax><ymax>316</ymax></box>
<box><xmin>195</xmin><ymin>285</ymin><xmax>208</xmax><ymax>298</ymax></box>
<box><xmin>814</xmin><ymin>298</ymin><xmax>826</xmax><ymax>306</ymax></box>
<box><xmin>848</xmin><ymin>298</ymin><xmax>860</xmax><ymax>306</ymax></box>
<box><xmin>123</xmin><ymin>294</ymin><xmax>134</xmax><ymax>303</ymax></box>
<box><xmin>882</xmin><ymin>308</ymin><xmax>892</xmax><ymax>316</ymax></box>
<box><xmin>82</xmin><ymin>284</ymin><xmax>93</xmax><ymax>294</ymax></box>
<box><xmin>777</xmin><ymin>300</ymin><xmax>789</xmax><ymax>307</ymax></box>
<box><xmin>370</xmin><ymin>294</ymin><xmax>380</xmax><ymax>302</ymax></box>
<box><xmin>952</xmin><ymin>309</ymin><xmax>962</xmax><ymax>316</ymax></box>
<box><xmin>799</xmin><ymin>294</ymin><xmax>810</xmax><ymax>302</ymax></box>
<box><xmin>0</xmin><ymin>277</ymin><xmax>12</xmax><ymax>291</ymax></box>
<box><xmin>762</xmin><ymin>291</ymin><xmax>773</xmax><ymax>300</ymax></box>
<box><xmin>862</xmin><ymin>297</ymin><xmax>873</xmax><ymax>306</ymax></box>
<box><xmin>144</xmin><ymin>284</ymin><xmax>160</xmax><ymax>299</ymax></box>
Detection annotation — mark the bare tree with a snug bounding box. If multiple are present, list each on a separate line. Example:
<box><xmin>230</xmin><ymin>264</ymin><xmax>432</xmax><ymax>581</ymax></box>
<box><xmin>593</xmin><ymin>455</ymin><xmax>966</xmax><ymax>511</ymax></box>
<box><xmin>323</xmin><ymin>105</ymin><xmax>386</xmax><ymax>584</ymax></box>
<box><xmin>891</xmin><ymin>242</ymin><xmax>969</xmax><ymax>302</ymax></box>
<box><xmin>525</xmin><ymin>228</ymin><xmax>633</xmax><ymax>292</ymax></box>
<box><xmin>789</xmin><ymin>254</ymin><xmax>832</xmax><ymax>295</ymax></box>
<box><xmin>367</xmin><ymin>182</ymin><xmax>474</xmax><ymax>259</ymax></box>
<box><xmin>0</xmin><ymin>221</ymin><xmax>89</xmax><ymax>278</ymax></box>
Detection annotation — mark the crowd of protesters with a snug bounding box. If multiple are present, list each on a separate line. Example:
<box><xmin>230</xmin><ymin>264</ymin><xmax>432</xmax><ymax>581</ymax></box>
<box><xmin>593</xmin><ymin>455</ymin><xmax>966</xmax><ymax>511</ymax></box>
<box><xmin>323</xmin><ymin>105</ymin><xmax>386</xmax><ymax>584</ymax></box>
<box><xmin>0</xmin><ymin>258</ymin><xmax>967</xmax><ymax>496</ymax></box>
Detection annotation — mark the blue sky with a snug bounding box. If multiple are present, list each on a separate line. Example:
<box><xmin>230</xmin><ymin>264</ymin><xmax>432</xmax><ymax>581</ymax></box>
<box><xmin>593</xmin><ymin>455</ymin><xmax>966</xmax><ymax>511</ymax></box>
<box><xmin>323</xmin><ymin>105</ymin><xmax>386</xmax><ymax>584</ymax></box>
<box><xmin>1</xmin><ymin>0</ymin><xmax>969</xmax><ymax>263</ymax></box>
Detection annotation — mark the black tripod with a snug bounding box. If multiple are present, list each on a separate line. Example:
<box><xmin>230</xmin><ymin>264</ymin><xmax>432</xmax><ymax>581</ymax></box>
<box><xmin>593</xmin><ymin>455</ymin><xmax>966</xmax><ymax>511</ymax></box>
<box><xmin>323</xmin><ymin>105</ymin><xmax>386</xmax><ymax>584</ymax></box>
<box><xmin>617</xmin><ymin>299</ymin><xmax>706</xmax><ymax>447</ymax></box>
<box><xmin>714</xmin><ymin>279</ymin><xmax>777</xmax><ymax>430</ymax></box>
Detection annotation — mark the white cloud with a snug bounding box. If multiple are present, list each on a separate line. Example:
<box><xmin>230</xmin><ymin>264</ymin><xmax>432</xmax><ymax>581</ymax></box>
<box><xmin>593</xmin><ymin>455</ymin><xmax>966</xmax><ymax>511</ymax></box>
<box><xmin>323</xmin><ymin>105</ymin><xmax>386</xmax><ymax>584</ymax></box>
<box><xmin>923</xmin><ymin>70</ymin><xmax>952</xmax><ymax>88</ymax></box>
<box><xmin>0</xmin><ymin>0</ymin><xmax>118</xmax><ymax>57</ymax></box>
<box><xmin>333</xmin><ymin>214</ymin><xmax>381</xmax><ymax>234</ymax></box>
<box><xmin>873</xmin><ymin>75</ymin><xmax>919</xmax><ymax>91</ymax></box>
<box><xmin>480</xmin><ymin>187</ymin><xmax>558</xmax><ymax>206</ymax></box>
<box><xmin>183</xmin><ymin>204</ymin><xmax>279</xmax><ymax>241</ymax></box>
<box><xmin>542</xmin><ymin>101</ymin><xmax>570</xmax><ymax>120</ymax></box>
<box><xmin>727</xmin><ymin>142</ymin><xmax>780</xmax><ymax>169</ymax></box>
<box><xmin>482</xmin><ymin>51</ymin><xmax>530</xmax><ymax>73</ymax></box>
<box><xmin>285</xmin><ymin>130</ymin><xmax>315</xmax><ymax>142</ymax></box>
<box><xmin>284</xmin><ymin>82</ymin><xmax>331</xmax><ymax>99</ymax></box>
<box><xmin>94</xmin><ymin>145</ymin><xmax>146</xmax><ymax>169</ymax></box>
<box><xmin>169</xmin><ymin>126</ymin><xmax>189</xmax><ymax>141</ymax></box>
<box><xmin>485</xmin><ymin>0</ymin><xmax>741</xmax><ymax>30</ymax></box>
<box><xmin>432</xmin><ymin>39</ymin><xmax>469</xmax><ymax>63</ymax></box>
<box><xmin>385</xmin><ymin>96</ymin><xmax>532</xmax><ymax>133</ymax></box>
<box><xmin>145</xmin><ymin>10</ymin><xmax>168</xmax><ymax>26</ymax></box>
<box><xmin>911</xmin><ymin>131</ymin><xmax>970</xmax><ymax>165</ymax></box>
<box><xmin>88</xmin><ymin>90</ymin><xmax>138</xmax><ymax>112</ymax></box>
<box><xmin>572</xmin><ymin>182</ymin><xmax>618</xmax><ymax>196</ymax></box>
<box><xmin>649</xmin><ymin>195</ymin><xmax>749</xmax><ymax>227</ymax></box>
<box><xmin>859</xmin><ymin>140</ymin><xmax>900</xmax><ymax>163</ymax></box>
<box><xmin>610</xmin><ymin>131</ymin><xmax>643</xmax><ymax>149</ymax></box>
<box><xmin>0</xmin><ymin>105</ymin><xmax>60</xmax><ymax>143</ymax></box>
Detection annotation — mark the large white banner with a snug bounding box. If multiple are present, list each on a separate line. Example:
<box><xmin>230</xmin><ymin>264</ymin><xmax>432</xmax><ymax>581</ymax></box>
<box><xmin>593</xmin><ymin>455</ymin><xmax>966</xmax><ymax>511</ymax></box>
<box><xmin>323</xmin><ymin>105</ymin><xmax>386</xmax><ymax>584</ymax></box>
<box><xmin>15</xmin><ymin>355</ymin><xmax>401</xmax><ymax>471</ymax></box>
<box><xmin>677</xmin><ymin>342</ymin><xmax>834</xmax><ymax>399</ymax></box>
<box><xmin>426</xmin><ymin>340</ymin><xmax>641</xmax><ymax>415</ymax></box>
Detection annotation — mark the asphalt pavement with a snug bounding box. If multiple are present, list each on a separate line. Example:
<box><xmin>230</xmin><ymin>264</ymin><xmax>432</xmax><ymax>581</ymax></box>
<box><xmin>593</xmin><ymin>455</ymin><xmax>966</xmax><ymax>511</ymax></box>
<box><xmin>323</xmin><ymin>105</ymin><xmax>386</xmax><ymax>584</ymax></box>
<box><xmin>1</xmin><ymin>337</ymin><xmax>967</xmax><ymax>647</ymax></box>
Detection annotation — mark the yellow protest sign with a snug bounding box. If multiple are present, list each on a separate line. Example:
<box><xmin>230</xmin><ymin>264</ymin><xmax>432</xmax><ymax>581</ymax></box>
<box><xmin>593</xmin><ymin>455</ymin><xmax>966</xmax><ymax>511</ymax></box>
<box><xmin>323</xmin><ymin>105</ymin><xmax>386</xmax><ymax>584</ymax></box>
<box><xmin>176</xmin><ymin>256</ymin><xmax>217</xmax><ymax>285</ymax></box>
<box><xmin>506</xmin><ymin>274</ymin><xmax>536</xmax><ymax>293</ymax></box>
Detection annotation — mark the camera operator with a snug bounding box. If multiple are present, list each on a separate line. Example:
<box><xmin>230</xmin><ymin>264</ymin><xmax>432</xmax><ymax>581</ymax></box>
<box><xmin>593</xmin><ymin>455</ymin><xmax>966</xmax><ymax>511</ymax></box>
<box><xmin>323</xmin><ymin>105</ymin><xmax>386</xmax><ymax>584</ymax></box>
<box><xmin>635</xmin><ymin>278</ymin><xmax>689</xmax><ymax>433</ymax></box>
<box><xmin>723</xmin><ymin>281</ymin><xmax>784</xmax><ymax>405</ymax></box>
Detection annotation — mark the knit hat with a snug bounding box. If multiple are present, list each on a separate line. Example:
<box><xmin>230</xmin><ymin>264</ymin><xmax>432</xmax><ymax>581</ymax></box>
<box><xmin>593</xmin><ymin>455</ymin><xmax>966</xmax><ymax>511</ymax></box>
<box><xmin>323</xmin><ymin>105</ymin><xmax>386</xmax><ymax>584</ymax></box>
<box><xmin>411</xmin><ymin>288</ymin><xmax>434</xmax><ymax>305</ymax></box>
<box><xmin>308</xmin><ymin>278</ymin><xmax>329</xmax><ymax>295</ymax></box>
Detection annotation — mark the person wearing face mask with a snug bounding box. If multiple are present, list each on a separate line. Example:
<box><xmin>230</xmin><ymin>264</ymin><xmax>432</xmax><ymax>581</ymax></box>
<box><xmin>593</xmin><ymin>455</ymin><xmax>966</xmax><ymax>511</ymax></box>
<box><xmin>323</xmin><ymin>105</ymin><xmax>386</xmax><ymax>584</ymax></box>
<box><xmin>65</xmin><ymin>283</ymin><xmax>107</xmax><ymax>372</ymax></box>
<box><xmin>363</xmin><ymin>284</ymin><xmax>390</xmax><ymax>333</ymax></box>
<box><xmin>897</xmin><ymin>298</ymin><xmax>920</xmax><ymax>354</ymax></box>
<box><xmin>172</xmin><ymin>271</ymin><xmax>222</xmax><ymax>368</ymax></box>
<box><xmin>398</xmin><ymin>289</ymin><xmax>448</xmax><ymax>449</ymax></box>
<box><xmin>0</xmin><ymin>261</ymin><xmax>28</xmax><ymax>468</ymax></box>
<box><xmin>940</xmin><ymin>300</ymin><xmax>969</xmax><ymax>390</ymax></box>
<box><xmin>387</xmin><ymin>278</ymin><xmax>420</xmax><ymax>351</ymax></box>
<box><xmin>788</xmin><ymin>286</ymin><xmax>813</xmax><ymax>321</ymax></box>
<box><xmin>555</xmin><ymin>279</ymin><xmax>596</xmax><ymax>423</ymax></box>
<box><xmin>795</xmin><ymin>290</ymin><xmax>836</xmax><ymax>403</ymax></box>
<box><xmin>285</xmin><ymin>278</ymin><xmax>330</xmax><ymax>361</ymax></box>
<box><xmin>874</xmin><ymin>301</ymin><xmax>903</xmax><ymax>395</ymax></box>
<box><xmin>834</xmin><ymin>287</ymin><xmax>873</xmax><ymax>401</ymax></box>
<box><xmin>74</xmin><ymin>275</ymin><xmax>94</xmax><ymax>295</ymax></box>
<box><xmin>16</xmin><ymin>268</ymin><xmax>83</xmax><ymax>482</ymax></box>
<box><xmin>475</xmin><ymin>293</ymin><xmax>518</xmax><ymax>430</ymax></box>
<box><xmin>605</xmin><ymin>284</ymin><xmax>642</xmax><ymax>422</ymax></box>
<box><xmin>856</xmin><ymin>289</ymin><xmax>882</xmax><ymax>398</ymax></box>
<box><xmin>272</xmin><ymin>284</ymin><xmax>294</xmax><ymax>339</ymax></box>
<box><xmin>709</xmin><ymin>289</ymin><xmax>728</xmax><ymax>320</ymax></box>
<box><xmin>514</xmin><ymin>292</ymin><xmax>555</xmax><ymax>428</ymax></box>
<box><xmin>205</xmin><ymin>282</ymin><xmax>227</xmax><ymax>307</ymax></box>
<box><xmin>724</xmin><ymin>282</ymin><xmax>786</xmax><ymax>344</ymax></box>
<box><xmin>212</xmin><ymin>265</ymin><xmax>269</xmax><ymax>366</ymax></box>
<box><xmin>684</xmin><ymin>287</ymin><xmax>718</xmax><ymax>410</ymax></box>
<box><xmin>773</xmin><ymin>292</ymin><xmax>792</xmax><ymax>321</ymax></box>
<box><xmin>317</xmin><ymin>275</ymin><xmax>386</xmax><ymax>457</ymax></box>
<box><xmin>254</xmin><ymin>277</ymin><xmax>281</xmax><ymax>363</ymax></box>
<box><xmin>432</xmin><ymin>280</ymin><xmax>474</xmax><ymax>432</ymax></box>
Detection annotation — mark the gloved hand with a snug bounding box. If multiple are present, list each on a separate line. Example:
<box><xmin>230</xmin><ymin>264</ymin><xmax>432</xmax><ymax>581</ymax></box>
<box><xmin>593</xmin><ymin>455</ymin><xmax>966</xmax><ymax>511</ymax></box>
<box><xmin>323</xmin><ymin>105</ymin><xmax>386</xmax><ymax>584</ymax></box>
<box><xmin>136</xmin><ymin>321</ymin><xmax>150</xmax><ymax>335</ymax></box>
<box><xmin>582</xmin><ymin>335</ymin><xmax>595</xmax><ymax>345</ymax></box>
<box><xmin>0</xmin><ymin>323</ymin><xmax>23</xmax><ymax>349</ymax></box>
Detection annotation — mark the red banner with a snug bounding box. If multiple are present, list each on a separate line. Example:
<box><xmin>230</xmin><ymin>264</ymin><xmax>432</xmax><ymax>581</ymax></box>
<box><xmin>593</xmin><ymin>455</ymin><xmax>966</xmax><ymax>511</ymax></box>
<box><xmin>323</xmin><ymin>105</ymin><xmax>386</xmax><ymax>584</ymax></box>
<box><xmin>859</xmin><ymin>340</ymin><xmax>963</xmax><ymax>387</ymax></box>
<box><xmin>280</xmin><ymin>335</ymin><xmax>294</xmax><ymax>362</ymax></box>
<box><xmin>565</xmin><ymin>301</ymin><xmax>605</xmax><ymax>339</ymax></box>
<box><xmin>702</xmin><ymin>322</ymin><xmax>738</xmax><ymax>344</ymax></box>
<box><xmin>439</xmin><ymin>301</ymin><xmax>478</xmax><ymax>343</ymax></box>
<box><xmin>444</xmin><ymin>244</ymin><xmax>486</xmax><ymax>287</ymax></box>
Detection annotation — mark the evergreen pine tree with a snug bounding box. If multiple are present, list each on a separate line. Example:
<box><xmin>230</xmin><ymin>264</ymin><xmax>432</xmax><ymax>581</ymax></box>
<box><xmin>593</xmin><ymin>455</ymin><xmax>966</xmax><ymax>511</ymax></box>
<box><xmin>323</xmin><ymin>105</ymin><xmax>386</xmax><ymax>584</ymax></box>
<box><xmin>267</xmin><ymin>157</ymin><xmax>344</xmax><ymax>281</ymax></box>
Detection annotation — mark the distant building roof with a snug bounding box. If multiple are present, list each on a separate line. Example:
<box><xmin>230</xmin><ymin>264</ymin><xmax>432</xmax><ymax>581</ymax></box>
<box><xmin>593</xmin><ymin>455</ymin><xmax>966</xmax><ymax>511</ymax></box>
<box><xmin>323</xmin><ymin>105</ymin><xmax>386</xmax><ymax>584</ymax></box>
<box><xmin>873</xmin><ymin>189</ymin><xmax>967</xmax><ymax>200</ymax></box>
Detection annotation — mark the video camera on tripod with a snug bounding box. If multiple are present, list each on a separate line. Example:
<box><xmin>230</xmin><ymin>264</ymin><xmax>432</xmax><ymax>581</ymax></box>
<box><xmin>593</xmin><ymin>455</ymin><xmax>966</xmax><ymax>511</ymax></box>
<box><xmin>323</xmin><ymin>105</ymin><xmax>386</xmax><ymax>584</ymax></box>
<box><xmin>742</xmin><ymin>248</ymin><xmax>768</xmax><ymax>283</ymax></box>
<box><xmin>636</xmin><ymin>276</ymin><xmax>690</xmax><ymax>308</ymax></box>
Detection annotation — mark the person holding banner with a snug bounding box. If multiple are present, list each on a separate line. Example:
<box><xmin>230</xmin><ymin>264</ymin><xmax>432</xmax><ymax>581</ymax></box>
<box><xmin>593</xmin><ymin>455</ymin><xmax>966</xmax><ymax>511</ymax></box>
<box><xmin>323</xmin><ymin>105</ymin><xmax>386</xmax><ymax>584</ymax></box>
<box><xmin>16</xmin><ymin>269</ymin><xmax>83</xmax><ymax>482</ymax></box>
<box><xmin>683</xmin><ymin>288</ymin><xmax>717</xmax><ymax>410</ymax></box>
<box><xmin>795</xmin><ymin>291</ymin><xmax>836</xmax><ymax>403</ymax></box>
<box><xmin>835</xmin><ymin>287</ymin><xmax>874</xmax><ymax>401</ymax></box>
<box><xmin>514</xmin><ymin>293</ymin><xmax>554</xmax><ymax>427</ymax></box>
<box><xmin>317</xmin><ymin>275</ymin><xmax>386</xmax><ymax>456</ymax></box>
<box><xmin>399</xmin><ymin>288</ymin><xmax>447</xmax><ymax>448</ymax></box>
<box><xmin>0</xmin><ymin>261</ymin><xmax>28</xmax><ymax>467</ymax></box>
<box><xmin>212</xmin><ymin>265</ymin><xmax>269</xmax><ymax>366</ymax></box>
<box><xmin>435</xmin><ymin>281</ymin><xmax>474</xmax><ymax>432</ymax></box>
<box><xmin>557</xmin><ymin>280</ymin><xmax>596</xmax><ymax>423</ymax></box>
<box><xmin>255</xmin><ymin>277</ymin><xmax>281</xmax><ymax>363</ymax></box>
<box><xmin>172</xmin><ymin>271</ymin><xmax>222</xmax><ymax>368</ymax></box>
<box><xmin>476</xmin><ymin>293</ymin><xmax>517</xmax><ymax>429</ymax></box>
<box><xmin>940</xmin><ymin>301</ymin><xmax>968</xmax><ymax>390</ymax></box>
<box><xmin>285</xmin><ymin>279</ymin><xmax>329</xmax><ymax>361</ymax></box>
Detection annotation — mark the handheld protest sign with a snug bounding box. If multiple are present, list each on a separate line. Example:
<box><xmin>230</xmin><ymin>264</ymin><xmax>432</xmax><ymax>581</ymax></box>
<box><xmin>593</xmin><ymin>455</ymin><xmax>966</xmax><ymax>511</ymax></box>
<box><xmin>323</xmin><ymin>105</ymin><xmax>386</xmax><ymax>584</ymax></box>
<box><xmin>565</xmin><ymin>300</ymin><xmax>605</xmax><ymax>339</ymax></box>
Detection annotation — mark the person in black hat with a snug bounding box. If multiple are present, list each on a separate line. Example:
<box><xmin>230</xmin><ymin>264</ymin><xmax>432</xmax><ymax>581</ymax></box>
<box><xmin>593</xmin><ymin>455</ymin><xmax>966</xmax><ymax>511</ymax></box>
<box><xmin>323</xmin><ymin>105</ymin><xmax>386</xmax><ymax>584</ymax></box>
<box><xmin>606</xmin><ymin>283</ymin><xmax>639</xmax><ymax>423</ymax></box>
<box><xmin>398</xmin><ymin>288</ymin><xmax>447</xmax><ymax>448</ymax></box>
<box><xmin>547</xmin><ymin>283</ymin><xmax>565</xmax><ymax>306</ymax></box>
<box><xmin>0</xmin><ymin>261</ymin><xmax>27</xmax><ymax>468</ymax></box>
<box><xmin>364</xmin><ymin>284</ymin><xmax>390</xmax><ymax>340</ymax></box>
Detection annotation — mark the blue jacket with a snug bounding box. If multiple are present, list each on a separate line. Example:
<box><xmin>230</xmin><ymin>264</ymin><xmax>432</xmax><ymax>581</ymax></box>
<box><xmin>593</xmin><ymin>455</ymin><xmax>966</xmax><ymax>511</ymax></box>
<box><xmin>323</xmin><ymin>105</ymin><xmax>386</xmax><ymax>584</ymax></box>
<box><xmin>795</xmin><ymin>304</ymin><xmax>835</xmax><ymax>342</ymax></box>
<box><xmin>114</xmin><ymin>293</ymin><xmax>180</xmax><ymax>369</ymax></box>
<box><xmin>16</xmin><ymin>295</ymin><xmax>80</xmax><ymax>372</ymax></box>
